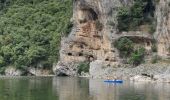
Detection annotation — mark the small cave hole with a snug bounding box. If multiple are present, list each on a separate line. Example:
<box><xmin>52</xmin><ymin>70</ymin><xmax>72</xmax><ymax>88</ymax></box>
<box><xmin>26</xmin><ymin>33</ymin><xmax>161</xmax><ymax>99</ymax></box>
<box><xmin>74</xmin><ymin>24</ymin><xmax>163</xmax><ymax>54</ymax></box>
<box><xmin>79</xmin><ymin>8</ymin><xmax>98</xmax><ymax>24</ymax></box>
<box><xmin>68</xmin><ymin>53</ymin><xmax>73</xmax><ymax>56</ymax></box>
<box><xmin>79</xmin><ymin>44</ymin><xmax>84</xmax><ymax>49</ymax></box>
<box><xmin>79</xmin><ymin>52</ymin><xmax>83</xmax><ymax>56</ymax></box>
<box><xmin>88</xmin><ymin>8</ymin><xmax>98</xmax><ymax>20</ymax></box>
<box><xmin>58</xmin><ymin>73</ymin><xmax>68</xmax><ymax>76</ymax></box>
<box><xmin>80</xmin><ymin>19</ymin><xmax>87</xmax><ymax>24</ymax></box>
<box><xmin>111</xmin><ymin>50</ymin><xmax>115</xmax><ymax>52</ymax></box>
<box><xmin>88</xmin><ymin>55</ymin><xmax>95</xmax><ymax>61</ymax></box>
<box><xmin>147</xmin><ymin>42</ymin><xmax>150</xmax><ymax>46</ymax></box>
<box><xmin>105</xmin><ymin>58</ymin><xmax>109</xmax><ymax>61</ymax></box>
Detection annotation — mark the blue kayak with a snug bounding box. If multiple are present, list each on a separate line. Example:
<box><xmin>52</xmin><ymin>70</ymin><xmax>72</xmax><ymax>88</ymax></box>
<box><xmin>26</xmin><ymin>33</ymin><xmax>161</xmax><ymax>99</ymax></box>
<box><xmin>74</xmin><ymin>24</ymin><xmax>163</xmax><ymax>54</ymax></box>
<box><xmin>104</xmin><ymin>80</ymin><xmax>123</xmax><ymax>83</ymax></box>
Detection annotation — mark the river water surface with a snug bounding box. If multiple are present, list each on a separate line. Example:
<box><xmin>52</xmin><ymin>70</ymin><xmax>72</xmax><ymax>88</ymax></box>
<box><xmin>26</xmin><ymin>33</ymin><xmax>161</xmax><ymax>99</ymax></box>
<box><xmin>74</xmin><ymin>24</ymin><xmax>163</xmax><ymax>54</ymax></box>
<box><xmin>0</xmin><ymin>77</ymin><xmax>170</xmax><ymax>100</ymax></box>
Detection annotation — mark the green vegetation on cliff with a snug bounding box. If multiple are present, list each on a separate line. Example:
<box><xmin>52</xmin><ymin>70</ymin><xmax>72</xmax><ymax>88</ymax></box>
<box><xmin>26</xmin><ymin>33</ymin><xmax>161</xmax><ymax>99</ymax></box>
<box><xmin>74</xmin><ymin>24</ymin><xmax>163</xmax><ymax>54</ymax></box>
<box><xmin>129</xmin><ymin>47</ymin><xmax>145</xmax><ymax>66</ymax></box>
<box><xmin>114</xmin><ymin>37</ymin><xmax>145</xmax><ymax>66</ymax></box>
<box><xmin>117</xmin><ymin>0</ymin><xmax>155</xmax><ymax>32</ymax></box>
<box><xmin>114</xmin><ymin>37</ymin><xmax>134</xmax><ymax>57</ymax></box>
<box><xmin>77</xmin><ymin>62</ymin><xmax>90</xmax><ymax>75</ymax></box>
<box><xmin>0</xmin><ymin>0</ymin><xmax>73</xmax><ymax>70</ymax></box>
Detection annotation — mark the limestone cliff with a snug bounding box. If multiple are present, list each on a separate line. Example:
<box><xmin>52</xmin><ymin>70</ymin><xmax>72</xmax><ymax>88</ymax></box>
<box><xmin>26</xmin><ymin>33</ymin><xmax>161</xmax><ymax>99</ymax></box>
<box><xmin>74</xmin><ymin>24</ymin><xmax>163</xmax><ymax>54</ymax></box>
<box><xmin>53</xmin><ymin>0</ymin><xmax>124</xmax><ymax>76</ymax></box>
<box><xmin>53</xmin><ymin>0</ymin><xmax>170</xmax><ymax>76</ymax></box>
<box><xmin>155</xmin><ymin>0</ymin><xmax>170</xmax><ymax>58</ymax></box>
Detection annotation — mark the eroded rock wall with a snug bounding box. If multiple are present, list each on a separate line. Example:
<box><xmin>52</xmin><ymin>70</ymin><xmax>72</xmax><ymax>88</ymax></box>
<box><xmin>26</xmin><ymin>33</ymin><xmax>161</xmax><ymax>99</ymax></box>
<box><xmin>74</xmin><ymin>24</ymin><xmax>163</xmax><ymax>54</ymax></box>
<box><xmin>53</xmin><ymin>0</ymin><xmax>132</xmax><ymax>75</ymax></box>
<box><xmin>53</xmin><ymin>0</ymin><xmax>170</xmax><ymax>76</ymax></box>
<box><xmin>155</xmin><ymin>0</ymin><xmax>170</xmax><ymax>58</ymax></box>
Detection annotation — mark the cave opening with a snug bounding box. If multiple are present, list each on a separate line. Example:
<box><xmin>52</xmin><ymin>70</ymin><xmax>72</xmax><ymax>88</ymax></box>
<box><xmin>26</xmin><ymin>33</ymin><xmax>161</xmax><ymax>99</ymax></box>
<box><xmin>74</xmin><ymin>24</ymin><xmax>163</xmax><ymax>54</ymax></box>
<box><xmin>79</xmin><ymin>8</ymin><xmax>98</xmax><ymax>23</ymax></box>
<box><xmin>79</xmin><ymin>44</ymin><xmax>84</xmax><ymax>49</ymax></box>
<box><xmin>147</xmin><ymin>41</ymin><xmax>150</xmax><ymax>46</ymax></box>
<box><xmin>88</xmin><ymin>8</ymin><xmax>98</xmax><ymax>21</ymax></box>
<box><xmin>105</xmin><ymin>58</ymin><xmax>109</xmax><ymax>61</ymax></box>
<box><xmin>87</xmin><ymin>55</ymin><xmax>95</xmax><ymax>62</ymax></box>
<box><xmin>68</xmin><ymin>53</ymin><xmax>73</xmax><ymax>56</ymax></box>
<box><xmin>79</xmin><ymin>52</ymin><xmax>83</xmax><ymax>56</ymax></box>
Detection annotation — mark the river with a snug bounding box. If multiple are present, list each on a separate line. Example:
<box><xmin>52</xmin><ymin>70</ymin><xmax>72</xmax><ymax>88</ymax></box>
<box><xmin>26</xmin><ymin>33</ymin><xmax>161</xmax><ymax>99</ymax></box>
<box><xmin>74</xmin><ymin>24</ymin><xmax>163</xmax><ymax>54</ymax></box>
<box><xmin>0</xmin><ymin>77</ymin><xmax>170</xmax><ymax>100</ymax></box>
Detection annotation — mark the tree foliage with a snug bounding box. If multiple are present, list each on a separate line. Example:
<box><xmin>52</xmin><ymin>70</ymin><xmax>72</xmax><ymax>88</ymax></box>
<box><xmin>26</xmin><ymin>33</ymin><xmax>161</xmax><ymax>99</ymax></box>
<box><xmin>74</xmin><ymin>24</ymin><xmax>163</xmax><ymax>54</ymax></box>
<box><xmin>114</xmin><ymin>37</ymin><xmax>146</xmax><ymax>66</ymax></box>
<box><xmin>114</xmin><ymin>37</ymin><xmax>134</xmax><ymax>57</ymax></box>
<box><xmin>117</xmin><ymin>0</ymin><xmax>155</xmax><ymax>31</ymax></box>
<box><xmin>129</xmin><ymin>47</ymin><xmax>145</xmax><ymax>66</ymax></box>
<box><xmin>0</xmin><ymin>0</ymin><xmax>73</xmax><ymax>69</ymax></box>
<box><xmin>77</xmin><ymin>62</ymin><xmax>90</xmax><ymax>75</ymax></box>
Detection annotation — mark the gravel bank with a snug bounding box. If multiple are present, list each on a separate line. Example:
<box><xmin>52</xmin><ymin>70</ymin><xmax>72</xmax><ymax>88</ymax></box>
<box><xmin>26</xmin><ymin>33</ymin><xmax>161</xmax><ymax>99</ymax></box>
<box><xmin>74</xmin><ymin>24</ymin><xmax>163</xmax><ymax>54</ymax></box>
<box><xmin>90</xmin><ymin>61</ymin><xmax>170</xmax><ymax>83</ymax></box>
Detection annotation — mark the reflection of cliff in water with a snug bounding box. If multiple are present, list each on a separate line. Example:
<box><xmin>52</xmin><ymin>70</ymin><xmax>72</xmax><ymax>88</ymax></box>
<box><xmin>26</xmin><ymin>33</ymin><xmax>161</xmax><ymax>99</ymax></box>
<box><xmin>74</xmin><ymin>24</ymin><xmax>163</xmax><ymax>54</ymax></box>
<box><xmin>52</xmin><ymin>77</ymin><xmax>90</xmax><ymax>100</ymax></box>
<box><xmin>130</xmin><ymin>82</ymin><xmax>170</xmax><ymax>100</ymax></box>
<box><xmin>89</xmin><ymin>80</ymin><xmax>170</xmax><ymax>100</ymax></box>
<box><xmin>52</xmin><ymin>77</ymin><xmax>170</xmax><ymax>100</ymax></box>
<box><xmin>0</xmin><ymin>77</ymin><xmax>57</xmax><ymax>100</ymax></box>
<box><xmin>89</xmin><ymin>79</ymin><xmax>121</xmax><ymax>100</ymax></box>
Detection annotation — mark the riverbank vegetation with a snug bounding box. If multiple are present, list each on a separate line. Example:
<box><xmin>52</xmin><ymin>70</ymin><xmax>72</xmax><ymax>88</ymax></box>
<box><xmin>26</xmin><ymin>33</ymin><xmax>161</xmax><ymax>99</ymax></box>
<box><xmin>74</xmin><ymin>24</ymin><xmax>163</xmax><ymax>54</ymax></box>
<box><xmin>0</xmin><ymin>0</ymin><xmax>73</xmax><ymax>71</ymax></box>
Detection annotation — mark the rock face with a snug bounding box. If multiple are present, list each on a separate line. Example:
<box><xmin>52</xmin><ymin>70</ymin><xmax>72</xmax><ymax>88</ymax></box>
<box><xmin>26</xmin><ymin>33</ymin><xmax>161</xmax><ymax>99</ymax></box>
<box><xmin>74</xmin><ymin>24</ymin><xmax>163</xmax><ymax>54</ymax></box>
<box><xmin>2</xmin><ymin>67</ymin><xmax>52</xmax><ymax>76</ymax></box>
<box><xmin>90</xmin><ymin>60</ymin><xmax>114</xmax><ymax>78</ymax></box>
<box><xmin>130</xmin><ymin>74</ymin><xmax>170</xmax><ymax>83</ymax></box>
<box><xmin>53</xmin><ymin>0</ymin><xmax>170</xmax><ymax>77</ymax></box>
<box><xmin>53</xmin><ymin>62</ymin><xmax>77</xmax><ymax>76</ymax></box>
<box><xmin>155</xmin><ymin>0</ymin><xmax>170</xmax><ymax>58</ymax></box>
<box><xmin>27</xmin><ymin>67</ymin><xmax>52</xmax><ymax>76</ymax></box>
<box><xmin>5</xmin><ymin>67</ymin><xmax>22</xmax><ymax>76</ymax></box>
<box><xmin>53</xmin><ymin>0</ymin><xmax>125</xmax><ymax>75</ymax></box>
<box><xmin>90</xmin><ymin>63</ymin><xmax>170</xmax><ymax>81</ymax></box>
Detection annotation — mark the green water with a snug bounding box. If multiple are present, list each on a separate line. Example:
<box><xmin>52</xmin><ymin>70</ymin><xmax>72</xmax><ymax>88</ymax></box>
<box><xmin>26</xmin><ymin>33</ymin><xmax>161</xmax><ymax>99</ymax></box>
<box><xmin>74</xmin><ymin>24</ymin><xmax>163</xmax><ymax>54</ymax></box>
<box><xmin>0</xmin><ymin>77</ymin><xmax>170</xmax><ymax>100</ymax></box>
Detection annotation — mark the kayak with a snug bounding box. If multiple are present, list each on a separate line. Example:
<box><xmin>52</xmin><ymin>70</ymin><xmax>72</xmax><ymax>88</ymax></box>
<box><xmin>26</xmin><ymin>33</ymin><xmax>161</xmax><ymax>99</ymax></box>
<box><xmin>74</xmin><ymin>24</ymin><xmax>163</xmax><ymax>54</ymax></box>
<box><xmin>104</xmin><ymin>80</ymin><xmax>123</xmax><ymax>83</ymax></box>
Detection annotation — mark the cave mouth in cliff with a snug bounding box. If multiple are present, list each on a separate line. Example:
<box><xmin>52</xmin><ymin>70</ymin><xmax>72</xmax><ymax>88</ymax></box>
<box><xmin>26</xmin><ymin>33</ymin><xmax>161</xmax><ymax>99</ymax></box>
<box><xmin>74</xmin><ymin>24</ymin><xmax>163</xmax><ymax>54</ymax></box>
<box><xmin>87</xmin><ymin>55</ymin><xmax>95</xmax><ymax>62</ymax></box>
<box><xmin>68</xmin><ymin>53</ymin><xmax>73</xmax><ymax>56</ymax></box>
<box><xmin>105</xmin><ymin>59</ymin><xmax>109</xmax><ymax>61</ymax></box>
<box><xmin>88</xmin><ymin>8</ymin><xmax>98</xmax><ymax>21</ymax></box>
<box><xmin>79</xmin><ymin>52</ymin><xmax>83</xmax><ymax>56</ymax></box>
<box><xmin>79</xmin><ymin>8</ymin><xmax>98</xmax><ymax>23</ymax></box>
<box><xmin>58</xmin><ymin>72</ymin><xmax>68</xmax><ymax>76</ymax></box>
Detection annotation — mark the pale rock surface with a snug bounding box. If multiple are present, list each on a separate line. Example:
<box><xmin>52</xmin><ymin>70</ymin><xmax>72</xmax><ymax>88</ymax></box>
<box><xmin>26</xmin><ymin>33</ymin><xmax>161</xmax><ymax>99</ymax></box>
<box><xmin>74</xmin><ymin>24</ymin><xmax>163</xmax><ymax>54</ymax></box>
<box><xmin>155</xmin><ymin>0</ymin><xmax>170</xmax><ymax>58</ymax></box>
<box><xmin>90</xmin><ymin>60</ymin><xmax>115</xmax><ymax>78</ymax></box>
<box><xmin>130</xmin><ymin>75</ymin><xmax>153</xmax><ymax>82</ymax></box>
<box><xmin>53</xmin><ymin>62</ymin><xmax>77</xmax><ymax>76</ymax></box>
<box><xmin>28</xmin><ymin>67</ymin><xmax>51</xmax><ymax>76</ymax></box>
<box><xmin>5</xmin><ymin>67</ymin><xmax>22</xmax><ymax>76</ymax></box>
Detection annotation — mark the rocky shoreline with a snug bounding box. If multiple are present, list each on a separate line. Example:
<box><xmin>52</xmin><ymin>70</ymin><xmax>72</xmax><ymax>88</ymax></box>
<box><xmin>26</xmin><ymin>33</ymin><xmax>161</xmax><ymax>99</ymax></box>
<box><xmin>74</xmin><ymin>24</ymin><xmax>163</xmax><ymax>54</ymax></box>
<box><xmin>0</xmin><ymin>67</ymin><xmax>53</xmax><ymax>76</ymax></box>
<box><xmin>89</xmin><ymin>61</ymin><xmax>170</xmax><ymax>83</ymax></box>
<box><xmin>1</xmin><ymin>63</ymin><xmax>170</xmax><ymax>83</ymax></box>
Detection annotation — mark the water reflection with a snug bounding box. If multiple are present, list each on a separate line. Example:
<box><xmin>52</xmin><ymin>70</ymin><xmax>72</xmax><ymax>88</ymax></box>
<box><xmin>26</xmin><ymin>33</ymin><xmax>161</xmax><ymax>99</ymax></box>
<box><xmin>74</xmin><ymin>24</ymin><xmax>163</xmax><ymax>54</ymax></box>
<box><xmin>53</xmin><ymin>77</ymin><xmax>170</xmax><ymax>100</ymax></box>
<box><xmin>0</xmin><ymin>77</ymin><xmax>170</xmax><ymax>100</ymax></box>
<box><xmin>89</xmin><ymin>79</ymin><xmax>121</xmax><ymax>100</ymax></box>
<box><xmin>52</xmin><ymin>77</ymin><xmax>90</xmax><ymax>100</ymax></box>
<box><xmin>0</xmin><ymin>77</ymin><xmax>57</xmax><ymax>100</ymax></box>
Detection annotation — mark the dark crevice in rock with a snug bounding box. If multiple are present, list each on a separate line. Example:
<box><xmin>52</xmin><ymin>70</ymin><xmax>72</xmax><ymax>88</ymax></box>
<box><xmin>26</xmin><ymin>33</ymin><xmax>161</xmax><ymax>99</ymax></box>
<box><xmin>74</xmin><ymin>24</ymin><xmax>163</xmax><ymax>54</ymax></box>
<box><xmin>68</xmin><ymin>53</ymin><xmax>73</xmax><ymax>56</ymax></box>
<box><xmin>57</xmin><ymin>72</ymin><xmax>69</xmax><ymax>76</ymax></box>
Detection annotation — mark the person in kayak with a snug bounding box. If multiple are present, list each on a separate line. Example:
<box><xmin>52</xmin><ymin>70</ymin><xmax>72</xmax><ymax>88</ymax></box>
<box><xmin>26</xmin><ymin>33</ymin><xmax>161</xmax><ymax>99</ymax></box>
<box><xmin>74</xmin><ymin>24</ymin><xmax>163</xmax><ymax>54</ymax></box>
<box><xmin>113</xmin><ymin>76</ymin><xmax>117</xmax><ymax>81</ymax></box>
<box><xmin>107</xmin><ymin>76</ymin><xmax>117</xmax><ymax>81</ymax></box>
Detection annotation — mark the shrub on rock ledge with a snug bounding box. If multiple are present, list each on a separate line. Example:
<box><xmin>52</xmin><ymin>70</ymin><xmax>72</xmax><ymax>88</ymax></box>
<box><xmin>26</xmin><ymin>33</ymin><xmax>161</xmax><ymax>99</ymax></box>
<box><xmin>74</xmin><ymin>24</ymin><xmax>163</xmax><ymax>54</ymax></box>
<box><xmin>129</xmin><ymin>47</ymin><xmax>145</xmax><ymax>66</ymax></box>
<box><xmin>114</xmin><ymin>37</ymin><xmax>134</xmax><ymax>57</ymax></box>
<box><xmin>77</xmin><ymin>62</ymin><xmax>90</xmax><ymax>75</ymax></box>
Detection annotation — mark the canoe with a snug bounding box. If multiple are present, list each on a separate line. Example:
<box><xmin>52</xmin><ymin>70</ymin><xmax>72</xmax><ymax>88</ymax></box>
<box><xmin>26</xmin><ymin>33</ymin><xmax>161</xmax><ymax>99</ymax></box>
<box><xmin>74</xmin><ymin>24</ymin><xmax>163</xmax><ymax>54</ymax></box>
<box><xmin>104</xmin><ymin>80</ymin><xmax>123</xmax><ymax>83</ymax></box>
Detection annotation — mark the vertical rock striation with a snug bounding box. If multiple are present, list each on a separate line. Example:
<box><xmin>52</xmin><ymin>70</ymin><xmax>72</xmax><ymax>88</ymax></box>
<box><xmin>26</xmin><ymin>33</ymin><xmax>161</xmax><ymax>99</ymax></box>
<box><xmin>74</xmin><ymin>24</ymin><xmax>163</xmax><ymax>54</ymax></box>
<box><xmin>155</xmin><ymin>0</ymin><xmax>170</xmax><ymax>58</ymax></box>
<box><xmin>53</xmin><ymin>0</ymin><xmax>131</xmax><ymax>76</ymax></box>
